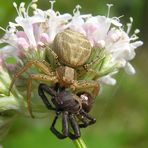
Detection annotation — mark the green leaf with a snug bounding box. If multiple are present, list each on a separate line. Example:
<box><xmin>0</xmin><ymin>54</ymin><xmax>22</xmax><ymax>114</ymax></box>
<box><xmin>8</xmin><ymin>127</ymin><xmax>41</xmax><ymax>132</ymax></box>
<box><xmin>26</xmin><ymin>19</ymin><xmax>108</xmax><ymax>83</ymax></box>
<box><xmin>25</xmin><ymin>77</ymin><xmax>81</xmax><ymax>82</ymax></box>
<box><xmin>4</xmin><ymin>57</ymin><xmax>17</xmax><ymax>65</ymax></box>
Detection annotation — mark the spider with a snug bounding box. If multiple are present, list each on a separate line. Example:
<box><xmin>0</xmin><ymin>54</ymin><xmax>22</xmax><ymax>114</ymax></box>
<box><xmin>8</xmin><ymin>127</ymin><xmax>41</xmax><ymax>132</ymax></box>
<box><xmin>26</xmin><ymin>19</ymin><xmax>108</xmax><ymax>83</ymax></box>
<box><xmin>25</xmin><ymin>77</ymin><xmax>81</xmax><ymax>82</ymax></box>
<box><xmin>38</xmin><ymin>83</ymin><xmax>96</xmax><ymax>140</ymax></box>
<box><xmin>8</xmin><ymin>29</ymin><xmax>100</xmax><ymax>118</ymax></box>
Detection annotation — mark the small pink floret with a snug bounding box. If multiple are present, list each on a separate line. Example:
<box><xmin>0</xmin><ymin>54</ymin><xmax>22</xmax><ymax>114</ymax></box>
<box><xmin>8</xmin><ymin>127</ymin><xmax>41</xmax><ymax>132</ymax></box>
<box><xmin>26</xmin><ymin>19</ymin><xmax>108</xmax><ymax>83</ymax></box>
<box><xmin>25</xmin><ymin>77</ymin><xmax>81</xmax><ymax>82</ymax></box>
<box><xmin>17</xmin><ymin>37</ymin><xmax>29</xmax><ymax>49</ymax></box>
<box><xmin>39</xmin><ymin>33</ymin><xmax>49</xmax><ymax>43</ymax></box>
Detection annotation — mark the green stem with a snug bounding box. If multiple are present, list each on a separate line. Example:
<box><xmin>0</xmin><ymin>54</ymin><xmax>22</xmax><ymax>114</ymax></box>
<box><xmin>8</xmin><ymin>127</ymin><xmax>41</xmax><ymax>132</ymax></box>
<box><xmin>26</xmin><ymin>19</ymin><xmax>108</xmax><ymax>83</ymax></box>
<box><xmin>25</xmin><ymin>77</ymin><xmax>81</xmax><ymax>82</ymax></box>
<box><xmin>73</xmin><ymin>138</ymin><xmax>87</xmax><ymax>148</ymax></box>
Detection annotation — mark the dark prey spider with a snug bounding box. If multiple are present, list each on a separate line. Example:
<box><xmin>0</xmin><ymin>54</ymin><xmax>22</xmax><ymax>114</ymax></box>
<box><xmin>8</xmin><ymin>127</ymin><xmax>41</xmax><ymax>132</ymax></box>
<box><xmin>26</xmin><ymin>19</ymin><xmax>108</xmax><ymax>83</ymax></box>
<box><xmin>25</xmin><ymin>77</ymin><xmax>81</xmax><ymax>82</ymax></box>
<box><xmin>38</xmin><ymin>83</ymin><xmax>96</xmax><ymax>140</ymax></box>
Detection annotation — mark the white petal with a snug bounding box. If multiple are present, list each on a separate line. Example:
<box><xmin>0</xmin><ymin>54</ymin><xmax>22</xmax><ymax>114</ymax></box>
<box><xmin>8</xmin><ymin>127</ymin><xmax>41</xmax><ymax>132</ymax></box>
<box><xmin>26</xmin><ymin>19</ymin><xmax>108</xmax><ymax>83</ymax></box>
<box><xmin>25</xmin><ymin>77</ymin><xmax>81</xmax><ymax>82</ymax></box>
<box><xmin>99</xmin><ymin>75</ymin><xmax>116</xmax><ymax>85</ymax></box>
<box><xmin>0</xmin><ymin>45</ymin><xmax>18</xmax><ymax>57</ymax></box>
<box><xmin>58</xmin><ymin>13</ymin><xmax>72</xmax><ymax>20</ymax></box>
<box><xmin>130</xmin><ymin>41</ymin><xmax>143</xmax><ymax>49</ymax></box>
<box><xmin>96</xmin><ymin>40</ymin><xmax>105</xmax><ymax>48</ymax></box>
<box><xmin>110</xmin><ymin>18</ymin><xmax>122</xmax><ymax>27</ymax></box>
<box><xmin>124</xmin><ymin>62</ymin><xmax>136</xmax><ymax>75</ymax></box>
<box><xmin>117</xmin><ymin>59</ymin><xmax>126</xmax><ymax>68</ymax></box>
<box><xmin>15</xmin><ymin>17</ymin><xmax>37</xmax><ymax>46</ymax></box>
<box><xmin>83</xmin><ymin>16</ymin><xmax>111</xmax><ymax>44</ymax></box>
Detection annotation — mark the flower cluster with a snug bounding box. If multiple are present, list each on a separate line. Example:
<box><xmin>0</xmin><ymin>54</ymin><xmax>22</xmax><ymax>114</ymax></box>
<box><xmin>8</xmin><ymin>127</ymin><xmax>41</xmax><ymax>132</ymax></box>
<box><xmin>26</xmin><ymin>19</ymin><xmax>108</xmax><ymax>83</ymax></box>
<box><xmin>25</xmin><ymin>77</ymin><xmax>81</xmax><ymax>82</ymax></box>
<box><xmin>0</xmin><ymin>1</ymin><xmax>143</xmax><ymax>85</ymax></box>
<box><xmin>0</xmin><ymin>1</ymin><xmax>144</xmax><ymax>144</ymax></box>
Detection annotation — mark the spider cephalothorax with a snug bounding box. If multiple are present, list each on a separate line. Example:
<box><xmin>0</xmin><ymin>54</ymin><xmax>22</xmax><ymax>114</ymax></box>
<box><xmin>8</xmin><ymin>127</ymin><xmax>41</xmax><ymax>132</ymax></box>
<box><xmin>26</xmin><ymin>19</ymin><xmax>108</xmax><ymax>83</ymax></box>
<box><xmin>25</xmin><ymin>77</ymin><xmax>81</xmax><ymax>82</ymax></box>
<box><xmin>38</xmin><ymin>83</ymin><xmax>96</xmax><ymax>140</ymax></box>
<box><xmin>8</xmin><ymin>29</ymin><xmax>100</xmax><ymax>118</ymax></box>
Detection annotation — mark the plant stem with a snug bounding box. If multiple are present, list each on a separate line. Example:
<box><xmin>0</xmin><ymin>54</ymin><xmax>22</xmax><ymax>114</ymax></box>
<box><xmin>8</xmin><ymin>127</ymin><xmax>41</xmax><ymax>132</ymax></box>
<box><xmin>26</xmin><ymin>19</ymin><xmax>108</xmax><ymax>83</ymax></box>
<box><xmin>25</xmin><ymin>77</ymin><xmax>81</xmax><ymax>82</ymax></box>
<box><xmin>73</xmin><ymin>138</ymin><xmax>87</xmax><ymax>148</ymax></box>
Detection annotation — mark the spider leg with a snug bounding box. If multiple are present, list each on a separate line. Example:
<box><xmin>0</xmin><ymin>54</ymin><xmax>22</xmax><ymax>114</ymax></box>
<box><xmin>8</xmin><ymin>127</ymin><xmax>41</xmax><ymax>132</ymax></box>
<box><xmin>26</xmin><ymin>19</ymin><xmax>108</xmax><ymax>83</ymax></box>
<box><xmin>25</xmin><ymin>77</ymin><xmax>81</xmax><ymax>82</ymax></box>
<box><xmin>83</xmin><ymin>55</ymin><xmax>105</xmax><ymax>70</ymax></box>
<box><xmin>45</xmin><ymin>45</ymin><xmax>61</xmax><ymax>66</ymax></box>
<box><xmin>27</xmin><ymin>74</ymin><xmax>58</xmax><ymax>118</ymax></box>
<box><xmin>77</xmin><ymin>49</ymin><xmax>105</xmax><ymax>77</ymax></box>
<box><xmin>50</xmin><ymin>112</ymin><xmax>67</xmax><ymax>139</ymax></box>
<box><xmin>52</xmin><ymin>83</ymin><xmax>60</xmax><ymax>91</ymax></box>
<box><xmin>38</xmin><ymin>83</ymin><xmax>56</xmax><ymax>110</ymax></box>
<box><xmin>80</xmin><ymin>110</ymin><xmax>96</xmax><ymax>123</ymax></box>
<box><xmin>79</xmin><ymin>109</ymin><xmax>96</xmax><ymax>128</ymax></box>
<box><xmin>62</xmin><ymin>111</ymin><xmax>69</xmax><ymax>137</ymax></box>
<box><xmin>68</xmin><ymin>114</ymin><xmax>81</xmax><ymax>140</ymax></box>
<box><xmin>44</xmin><ymin>83</ymin><xmax>65</xmax><ymax>105</ymax></box>
<box><xmin>78</xmin><ymin>116</ymin><xmax>90</xmax><ymax>128</ymax></box>
<box><xmin>8</xmin><ymin>60</ymin><xmax>54</xmax><ymax>95</ymax></box>
<box><xmin>52</xmin><ymin>83</ymin><xmax>65</xmax><ymax>92</ymax></box>
<box><xmin>71</xmin><ymin>80</ymin><xmax>100</xmax><ymax>98</ymax></box>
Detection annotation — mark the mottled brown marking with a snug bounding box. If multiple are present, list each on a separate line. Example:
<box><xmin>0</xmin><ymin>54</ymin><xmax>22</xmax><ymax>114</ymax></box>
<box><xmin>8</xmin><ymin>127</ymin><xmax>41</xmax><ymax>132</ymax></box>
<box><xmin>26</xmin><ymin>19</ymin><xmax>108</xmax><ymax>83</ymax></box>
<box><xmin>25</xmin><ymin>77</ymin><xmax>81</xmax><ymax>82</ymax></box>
<box><xmin>53</xmin><ymin>29</ymin><xmax>92</xmax><ymax>67</ymax></box>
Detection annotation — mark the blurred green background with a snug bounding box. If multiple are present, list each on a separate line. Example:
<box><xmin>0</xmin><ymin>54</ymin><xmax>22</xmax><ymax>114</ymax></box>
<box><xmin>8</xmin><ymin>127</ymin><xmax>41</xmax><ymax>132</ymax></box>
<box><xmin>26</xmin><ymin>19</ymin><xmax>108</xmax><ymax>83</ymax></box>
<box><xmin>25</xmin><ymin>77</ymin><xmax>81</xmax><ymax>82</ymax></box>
<box><xmin>0</xmin><ymin>0</ymin><xmax>148</xmax><ymax>148</ymax></box>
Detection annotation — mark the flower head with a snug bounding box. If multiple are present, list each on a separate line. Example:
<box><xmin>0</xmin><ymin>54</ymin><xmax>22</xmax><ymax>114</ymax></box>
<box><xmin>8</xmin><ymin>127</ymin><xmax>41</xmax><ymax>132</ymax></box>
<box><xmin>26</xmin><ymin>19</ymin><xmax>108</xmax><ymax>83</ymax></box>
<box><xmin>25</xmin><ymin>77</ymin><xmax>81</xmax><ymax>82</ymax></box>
<box><xmin>0</xmin><ymin>1</ymin><xmax>143</xmax><ymax>85</ymax></box>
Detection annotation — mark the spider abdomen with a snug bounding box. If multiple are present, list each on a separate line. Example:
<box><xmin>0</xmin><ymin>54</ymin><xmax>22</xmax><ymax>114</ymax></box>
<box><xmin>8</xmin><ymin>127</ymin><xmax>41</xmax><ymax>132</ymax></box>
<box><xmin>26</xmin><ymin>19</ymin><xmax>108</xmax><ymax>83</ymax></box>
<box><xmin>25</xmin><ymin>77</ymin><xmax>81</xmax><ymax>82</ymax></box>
<box><xmin>53</xmin><ymin>29</ymin><xmax>92</xmax><ymax>68</ymax></box>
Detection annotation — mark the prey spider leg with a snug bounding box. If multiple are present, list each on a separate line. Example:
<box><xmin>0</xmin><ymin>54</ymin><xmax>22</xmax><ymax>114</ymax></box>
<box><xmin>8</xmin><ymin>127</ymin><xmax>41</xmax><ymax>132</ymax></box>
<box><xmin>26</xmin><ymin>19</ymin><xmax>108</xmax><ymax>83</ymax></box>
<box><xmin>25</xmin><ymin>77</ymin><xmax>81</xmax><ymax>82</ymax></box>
<box><xmin>78</xmin><ymin>110</ymin><xmax>96</xmax><ymax>128</ymax></box>
<box><xmin>62</xmin><ymin>111</ymin><xmax>69</xmax><ymax>137</ymax></box>
<box><xmin>27</xmin><ymin>74</ymin><xmax>58</xmax><ymax>118</ymax></box>
<box><xmin>80</xmin><ymin>110</ymin><xmax>96</xmax><ymax>123</ymax></box>
<box><xmin>68</xmin><ymin>114</ymin><xmax>81</xmax><ymax>140</ymax></box>
<box><xmin>38</xmin><ymin>84</ymin><xmax>69</xmax><ymax>139</ymax></box>
<box><xmin>78</xmin><ymin>117</ymin><xmax>89</xmax><ymax>128</ymax></box>
<box><xmin>38</xmin><ymin>84</ymin><xmax>56</xmax><ymax>110</ymax></box>
<box><xmin>50</xmin><ymin>112</ymin><xmax>67</xmax><ymax>139</ymax></box>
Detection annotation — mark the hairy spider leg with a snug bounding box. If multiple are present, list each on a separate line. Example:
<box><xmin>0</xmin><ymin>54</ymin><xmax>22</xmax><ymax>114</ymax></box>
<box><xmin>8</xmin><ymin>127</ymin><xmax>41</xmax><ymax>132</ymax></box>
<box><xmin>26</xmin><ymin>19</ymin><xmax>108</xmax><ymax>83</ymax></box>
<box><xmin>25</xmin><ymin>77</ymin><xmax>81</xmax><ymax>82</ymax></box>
<box><xmin>83</xmin><ymin>54</ymin><xmax>105</xmax><ymax>69</ymax></box>
<box><xmin>77</xmin><ymin>50</ymin><xmax>105</xmax><ymax>78</ymax></box>
<box><xmin>38</xmin><ymin>83</ymin><xmax>63</xmax><ymax>105</ymax></box>
<box><xmin>77</xmin><ymin>49</ymin><xmax>105</xmax><ymax>80</ymax></box>
<box><xmin>38</xmin><ymin>84</ymin><xmax>70</xmax><ymax>139</ymax></box>
<box><xmin>42</xmin><ymin>60</ymin><xmax>53</xmax><ymax>69</ymax></box>
<box><xmin>80</xmin><ymin>110</ymin><xmax>96</xmax><ymax>123</ymax></box>
<box><xmin>79</xmin><ymin>109</ymin><xmax>96</xmax><ymax>128</ymax></box>
<box><xmin>38</xmin><ymin>83</ymin><xmax>81</xmax><ymax>140</ymax></box>
<box><xmin>68</xmin><ymin>114</ymin><xmax>81</xmax><ymax>140</ymax></box>
<box><xmin>50</xmin><ymin>112</ymin><xmax>67</xmax><ymax>139</ymax></box>
<box><xmin>8</xmin><ymin>60</ymin><xmax>54</xmax><ymax>95</ymax></box>
<box><xmin>78</xmin><ymin>116</ymin><xmax>90</xmax><ymax>128</ymax></box>
<box><xmin>62</xmin><ymin>111</ymin><xmax>69</xmax><ymax>137</ymax></box>
<box><xmin>38</xmin><ymin>83</ymin><xmax>56</xmax><ymax>110</ymax></box>
<box><xmin>52</xmin><ymin>83</ymin><xmax>60</xmax><ymax>92</ymax></box>
<box><xmin>71</xmin><ymin>80</ymin><xmax>100</xmax><ymax>98</ymax></box>
<box><xmin>45</xmin><ymin>45</ymin><xmax>61</xmax><ymax>66</ymax></box>
<box><xmin>27</xmin><ymin>74</ymin><xmax>58</xmax><ymax>118</ymax></box>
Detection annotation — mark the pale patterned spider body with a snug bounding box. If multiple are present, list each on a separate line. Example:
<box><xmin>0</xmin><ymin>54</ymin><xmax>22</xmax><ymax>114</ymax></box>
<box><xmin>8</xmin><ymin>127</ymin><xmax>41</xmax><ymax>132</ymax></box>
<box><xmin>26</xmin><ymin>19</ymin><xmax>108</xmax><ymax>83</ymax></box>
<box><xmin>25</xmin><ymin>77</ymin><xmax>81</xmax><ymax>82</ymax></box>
<box><xmin>9</xmin><ymin>29</ymin><xmax>100</xmax><ymax>118</ymax></box>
